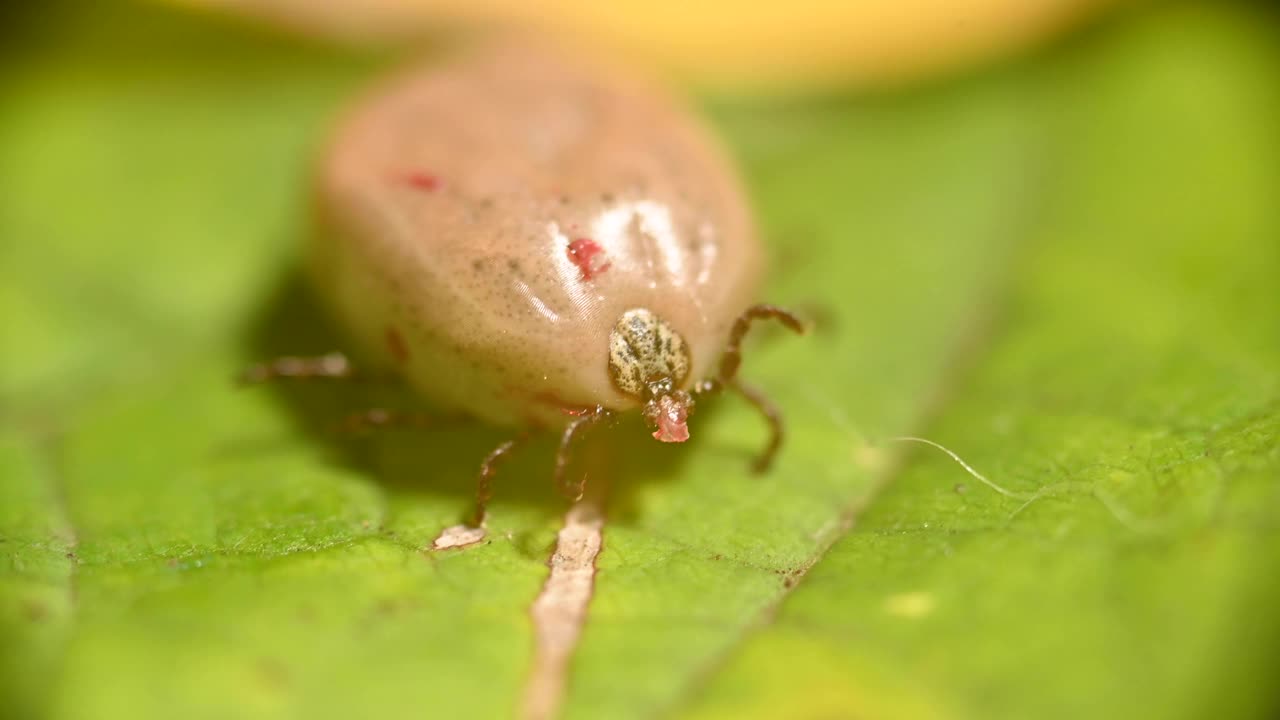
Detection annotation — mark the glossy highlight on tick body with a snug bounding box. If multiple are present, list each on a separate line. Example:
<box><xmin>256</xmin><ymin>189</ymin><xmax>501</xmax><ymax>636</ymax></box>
<box><xmin>244</xmin><ymin>39</ymin><xmax>804</xmax><ymax>530</ymax></box>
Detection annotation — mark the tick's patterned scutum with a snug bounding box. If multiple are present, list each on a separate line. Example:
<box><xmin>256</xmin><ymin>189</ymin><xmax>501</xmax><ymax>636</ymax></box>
<box><xmin>608</xmin><ymin>308</ymin><xmax>692</xmax><ymax>398</ymax></box>
<box><xmin>312</xmin><ymin>39</ymin><xmax>762</xmax><ymax>429</ymax></box>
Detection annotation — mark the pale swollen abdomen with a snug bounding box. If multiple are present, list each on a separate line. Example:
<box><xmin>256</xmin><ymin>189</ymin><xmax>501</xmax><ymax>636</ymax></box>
<box><xmin>311</xmin><ymin>40</ymin><xmax>763</xmax><ymax>428</ymax></box>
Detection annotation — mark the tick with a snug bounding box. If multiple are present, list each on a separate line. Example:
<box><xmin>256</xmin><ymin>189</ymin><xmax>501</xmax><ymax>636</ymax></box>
<box><xmin>244</xmin><ymin>40</ymin><xmax>804</xmax><ymax>529</ymax></box>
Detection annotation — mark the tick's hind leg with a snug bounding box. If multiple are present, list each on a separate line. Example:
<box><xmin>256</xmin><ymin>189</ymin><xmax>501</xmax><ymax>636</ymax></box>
<box><xmin>467</xmin><ymin>406</ymin><xmax>607</xmax><ymax>530</ymax></box>
<box><xmin>553</xmin><ymin>407</ymin><xmax>612</xmax><ymax>503</ymax></box>
<box><xmin>238</xmin><ymin>353</ymin><xmax>356</xmax><ymax>384</ymax></box>
<box><xmin>471</xmin><ymin>432</ymin><xmax>535</xmax><ymax>528</ymax></box>
<box><xmin>710</xmin><ymin>304</ymin><xmax>805</xmax><ymax>472</ymax></box>
<box><xmin>331</xmin><ymin>409</ymin><xmax>502</xmax><ymax>528</ymax></box>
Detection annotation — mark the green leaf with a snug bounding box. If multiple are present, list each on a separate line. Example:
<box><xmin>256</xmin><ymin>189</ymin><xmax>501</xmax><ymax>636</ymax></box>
<box><xmin>2</xmin><ymin>3</ymin><xmax>1276</xmax><ymax>719</ymax></box>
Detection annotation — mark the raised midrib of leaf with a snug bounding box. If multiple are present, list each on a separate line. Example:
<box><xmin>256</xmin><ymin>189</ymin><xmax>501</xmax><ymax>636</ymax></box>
<box><xmin>1</xmin><ymin>3</ymin><xmax>1277</xmax><ymax>720</ymax></box>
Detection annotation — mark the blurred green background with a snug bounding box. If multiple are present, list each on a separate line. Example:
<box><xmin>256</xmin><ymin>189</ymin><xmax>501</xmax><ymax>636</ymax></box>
<box><xmin>1</xmin><ymin>1</ymin><xmax>1277</xmax><ymax>719</ymax></box>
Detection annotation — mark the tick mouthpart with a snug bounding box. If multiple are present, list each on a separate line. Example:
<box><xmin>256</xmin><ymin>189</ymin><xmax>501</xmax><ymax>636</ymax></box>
<box><xmin>645</xmin><ymin>390</ymin><xmax>693</xmax><ymax>443</ymax></box>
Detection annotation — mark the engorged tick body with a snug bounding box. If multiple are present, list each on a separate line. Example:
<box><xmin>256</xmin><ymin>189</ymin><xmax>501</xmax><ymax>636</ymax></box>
<box><xmin>248</xmin><ymin>40</ymin><xmax>803</xmax><ymax>530</ymax></box>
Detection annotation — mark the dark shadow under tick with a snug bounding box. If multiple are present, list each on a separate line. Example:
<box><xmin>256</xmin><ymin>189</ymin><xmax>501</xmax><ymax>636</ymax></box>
<box><xmin>235</xmin><ymin>268</ymin><xmax>690</xmax><ymax>528</ymax></box>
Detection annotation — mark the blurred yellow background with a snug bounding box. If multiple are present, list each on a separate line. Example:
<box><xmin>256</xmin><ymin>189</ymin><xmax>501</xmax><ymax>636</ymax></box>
<box><xmin>167</xmin><ymin>0</ymin><xmax>1122</xmax><ymax>91</ymax></box>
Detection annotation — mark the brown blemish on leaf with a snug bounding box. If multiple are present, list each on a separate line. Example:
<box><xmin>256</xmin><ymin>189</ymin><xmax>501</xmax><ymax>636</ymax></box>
<box><xmin>385</xmin><ymin>326</ymin><xmax>410</xmax><ymax>364</ymax></box>
<box><xmin>256</xmin><ymin>658</ymin><xmax>291</xmax><ymax>691</ymax></box>
<box><xmin>24</xmin><ymin>601</ymin><xmax>48</xmax><ymax>622</ymax></box>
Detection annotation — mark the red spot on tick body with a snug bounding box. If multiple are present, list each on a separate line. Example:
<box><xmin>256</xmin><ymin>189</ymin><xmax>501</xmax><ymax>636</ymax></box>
<box><xmin>404</xmin><ymin>171</ymin><xmax>440</xmax><ymax>192</ymax></box>
<box><xmin>567</xmin><ymin>238</ymin><xmax>611</xmax><ymax>281</ymax></box>
<box><xmin>385</xmin><ymin>326</ymin><xmax>410</xmax><ymax>364</ymax></box>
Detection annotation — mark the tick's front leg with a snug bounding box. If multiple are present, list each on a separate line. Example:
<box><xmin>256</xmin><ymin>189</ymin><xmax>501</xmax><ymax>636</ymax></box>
<box><xmin>730</xmin><ymin>380</ymin><xmax>785</xmax><ymax>473</ymax></box>
<box><xmin>709</xmin><ymin>304</ymin><xmax>805</xmax><ymax>472</ymax></box>
<box><xmin>693</xmin><ymin>377</ymin><xmax>786</xmax><ymax>474</ymax></box>
<box><xmin>717</xmin><ymin>304</ymin><xmax>805</xmax><ymax>383</ymax></box>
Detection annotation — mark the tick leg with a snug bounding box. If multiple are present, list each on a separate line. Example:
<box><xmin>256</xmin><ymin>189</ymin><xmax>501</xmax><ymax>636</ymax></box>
<box><xmin>729</xmin><ymin>380</ymin><xmax>785</xmax><ymax>473</ymax></box>
<box><xmin>472</xmin><ymin>431</ymin><xmax>535</xmax><ymax>528</ymax></box>
<box><xmin>238</xmin><ymin>353</ymin><xmax>355</xmax><ymax>385</ymax></box>
<box><xmin>553</xmin><ymin>406</ymin><xmax>611</xmax><ymax>502</ymax></box>
<box><xmin>718</xmin><ymin>305</ymin><xmax>805</xmax><ymax>382</ymax></box>
<box><xmin>710</xmin><ymin>304</ymin><xmax>803</xmax><ymax>472</ymax></box>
